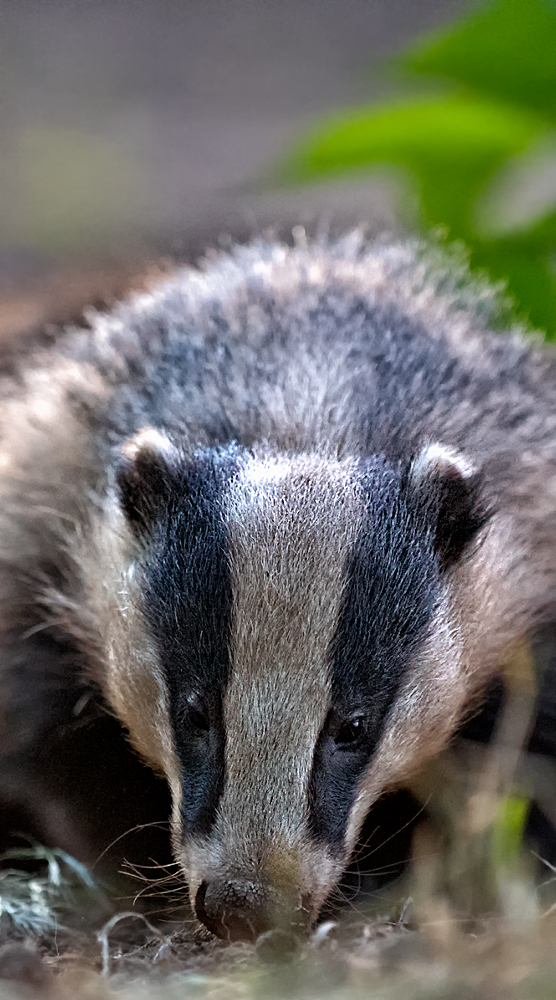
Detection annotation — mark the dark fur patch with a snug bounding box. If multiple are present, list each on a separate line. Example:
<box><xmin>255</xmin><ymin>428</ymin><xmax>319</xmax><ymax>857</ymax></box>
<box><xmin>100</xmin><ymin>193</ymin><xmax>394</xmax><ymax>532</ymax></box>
<box><xmin>309</xmin><ymin>457</ymin><xmax>442</xmax><ymax>847</ymax></box>
<box><xmin>116</xmin><ymin>439</ymin><xmax>179</xmax><ymax>534</ymax></box>
<box><xmin>140</xmin><ymin>446</ymin><xmax>240</xmax><ymax>836</ymax></box>
<box><xmin>430</xmin><ymin>469</ymin><xmax>489</xmax><ymax>571</ymax></box>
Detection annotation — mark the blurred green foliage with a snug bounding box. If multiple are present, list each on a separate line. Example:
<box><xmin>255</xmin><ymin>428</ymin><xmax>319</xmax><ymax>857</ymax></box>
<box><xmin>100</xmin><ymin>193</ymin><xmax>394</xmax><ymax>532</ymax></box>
<box><xmin>282</xmin><ymin>0</ymin><xmax>556</xmax><ymax>336</ymax></box>
<box><xmin>492</xmin><ymin>794</ymin><xmax>530</xmax><ymax>871</ymax></box>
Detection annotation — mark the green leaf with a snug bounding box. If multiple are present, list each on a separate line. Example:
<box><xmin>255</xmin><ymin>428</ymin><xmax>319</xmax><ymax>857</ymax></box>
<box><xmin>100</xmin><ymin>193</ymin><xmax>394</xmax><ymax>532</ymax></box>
<box><xmin>467</xmin><ymin>239</ymin><xmax>556</xmax><ymax>335</ymax></box>
<box><xmin>282</xmin><ymin>96</ymin><xmax>543</xmax><ymax>233</ymax></box>
<box><xmin>278</xmin><ymin>0</ymin><xmax>556</xmax><ymax>337</ymax></box>
<box><xmin>285</xmin><ymin>97</ymin><xmax>539</xmax><ymax>180</ymax></box>
<box><xmin>404</xmin><ymin>0</ymin><xmax>556</xmax><ymax>123</ymax></box>
<box><xmin>514</xmin><ymin>208</ymin><xmax>556</xmax><ymax>248</ymax></box>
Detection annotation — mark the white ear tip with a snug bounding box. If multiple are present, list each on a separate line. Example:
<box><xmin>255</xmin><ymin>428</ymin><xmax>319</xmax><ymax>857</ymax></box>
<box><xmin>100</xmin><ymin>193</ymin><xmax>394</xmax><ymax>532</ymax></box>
<box><xmin>411</xmin><ymin>442</ymin><xmax>475</xmax><ymax>481</ymax></box>
<box><xmin>121</xmin><ymin>427</ymin><xmax>177</xmax><ymax>463</ymax></box>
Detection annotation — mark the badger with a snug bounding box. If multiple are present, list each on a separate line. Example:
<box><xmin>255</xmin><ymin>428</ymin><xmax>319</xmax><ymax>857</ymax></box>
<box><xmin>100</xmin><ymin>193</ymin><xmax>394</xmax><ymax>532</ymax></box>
<box><xmin>1</xmin><ymin>234</ymin><xmax>556</xmax><ymax>943</ymax></box>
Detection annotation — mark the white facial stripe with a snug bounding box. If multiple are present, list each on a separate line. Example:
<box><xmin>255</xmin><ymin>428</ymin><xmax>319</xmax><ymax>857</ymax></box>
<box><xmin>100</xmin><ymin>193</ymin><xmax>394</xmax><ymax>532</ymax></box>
<box><xmin>79</xmin><ymin>499</ymin><xmax>181</xmax><ymax>791</ymax></box>
<box><xmin>219</xmin><ymin>454</ymin><xmax>365</xmax><ymax>858</ymax></box>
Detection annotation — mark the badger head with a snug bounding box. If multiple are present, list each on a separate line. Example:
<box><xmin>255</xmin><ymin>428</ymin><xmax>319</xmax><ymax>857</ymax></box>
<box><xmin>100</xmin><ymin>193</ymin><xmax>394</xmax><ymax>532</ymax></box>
<box><xmin>95</xmin><ymin>430</ymin><xmax>489</xmax><ymax>942</ymax></box>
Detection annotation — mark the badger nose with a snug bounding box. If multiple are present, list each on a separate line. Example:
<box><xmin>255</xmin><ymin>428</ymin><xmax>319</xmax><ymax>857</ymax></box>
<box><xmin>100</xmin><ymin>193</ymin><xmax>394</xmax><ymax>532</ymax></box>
<box><xmin>195</xmin><ymin>879</ymin><xmax>272</xmax><ymax>942</ymax></box>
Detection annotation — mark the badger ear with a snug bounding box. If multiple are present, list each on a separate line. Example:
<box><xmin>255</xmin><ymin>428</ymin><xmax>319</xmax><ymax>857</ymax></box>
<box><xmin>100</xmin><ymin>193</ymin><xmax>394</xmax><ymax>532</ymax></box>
<box><xmin>116</xmin><ymin>427</ymin><xmax>181</xmax><ymax>533</ymax></box>
<box><xmin>411</xmin><ymin>443</ymin><xmax>489</xmax><ymax>571</ymax></box>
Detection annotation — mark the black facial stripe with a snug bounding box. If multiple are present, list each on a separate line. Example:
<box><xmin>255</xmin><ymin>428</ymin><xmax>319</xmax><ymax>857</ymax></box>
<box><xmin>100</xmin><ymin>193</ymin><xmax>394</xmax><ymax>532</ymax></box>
<box><xmin>309</xmin><ymin>456</ymin><xmax>441</xmax><ymax>848</ymax></box>
<box><xmin>142</xmin><ymin>445</ymin><xmax>240</xmax><ymax>836</ymax></box>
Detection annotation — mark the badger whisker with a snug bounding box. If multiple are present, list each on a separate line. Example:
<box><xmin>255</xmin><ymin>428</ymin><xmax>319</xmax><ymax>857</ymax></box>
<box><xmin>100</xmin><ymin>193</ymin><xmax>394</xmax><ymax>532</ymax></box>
<box><xmin>92</xmin><ymin>822</ymin><xmax>172</xmax><ymax>871</ymax></box>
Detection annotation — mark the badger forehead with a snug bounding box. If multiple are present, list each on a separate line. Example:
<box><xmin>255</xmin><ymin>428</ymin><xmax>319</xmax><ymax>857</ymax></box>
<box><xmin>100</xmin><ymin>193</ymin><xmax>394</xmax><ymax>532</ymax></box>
<box><xmin>221</xmin><ymin>454</ymin><xmax>365</xmax><ymax>773</ymax></box>
<box><xmin>224</xmin><ymin>452</ymin><xmax>365</xmax><ymax>688</ymax></box>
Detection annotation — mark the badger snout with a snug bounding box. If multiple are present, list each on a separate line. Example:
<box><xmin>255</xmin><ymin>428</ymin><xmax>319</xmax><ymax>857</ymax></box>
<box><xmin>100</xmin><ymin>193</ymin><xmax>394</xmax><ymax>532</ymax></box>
<box><xmin>194</xmin><ymin>878</ymin><xmax>311</xmax><ymax>942</ymax></box>
<box><xmin>195</xmin><ymin>879</ymin><xmax>270</xmax><ymax>942</ymax></box>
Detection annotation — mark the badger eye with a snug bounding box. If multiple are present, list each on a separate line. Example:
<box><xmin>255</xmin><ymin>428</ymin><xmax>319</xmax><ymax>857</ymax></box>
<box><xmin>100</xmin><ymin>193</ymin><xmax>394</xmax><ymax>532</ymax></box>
<box><xmin>334</xmin><ymin>715</ymin><xmax>365</xmax><ymax>747</ymax></box>
<box><xmin>183</xmin><ymin>696</ymin><xmax>210</xmax><ymax>733</ymax></box>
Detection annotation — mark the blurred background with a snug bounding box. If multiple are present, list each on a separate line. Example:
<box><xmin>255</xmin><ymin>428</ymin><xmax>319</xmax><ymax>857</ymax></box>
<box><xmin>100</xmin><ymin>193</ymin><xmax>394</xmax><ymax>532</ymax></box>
<box><xmin>0</xmin><ymin>0</ymin><xmax>469</xmax><ymax>330</ymax></box>
<box><xmin>2</xmin><ymin>0</ymin><xmax>556</xmax><ymax>333</ymax></box>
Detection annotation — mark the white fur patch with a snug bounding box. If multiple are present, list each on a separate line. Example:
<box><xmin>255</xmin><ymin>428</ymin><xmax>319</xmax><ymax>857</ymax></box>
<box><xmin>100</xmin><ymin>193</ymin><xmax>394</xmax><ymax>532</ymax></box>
<box><xmin>241</xmin><ymin>457</ymin><xmax>292</xmax><ymax>485</ymax></box>
<box><xmin>411</xmin><ymin>442</ymin><xmax>476</xmax><ymax>482</ymax></box>
<box><xmin>120</xmin><ymin>426</ymin><xmax>179</xmax><ymax>464</ymax></box>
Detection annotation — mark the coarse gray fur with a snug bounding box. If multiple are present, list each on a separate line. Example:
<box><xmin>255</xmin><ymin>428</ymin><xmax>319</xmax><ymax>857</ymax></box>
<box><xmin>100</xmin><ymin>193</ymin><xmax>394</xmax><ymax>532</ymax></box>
<box><xmin>1</xmin><ymin>233</ymin><xmax>556</xmax><ymax>938</ymax></box>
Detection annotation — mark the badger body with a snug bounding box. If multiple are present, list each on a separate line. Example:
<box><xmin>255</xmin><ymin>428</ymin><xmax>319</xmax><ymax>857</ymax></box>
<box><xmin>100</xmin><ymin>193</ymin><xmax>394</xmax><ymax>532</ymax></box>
<box><xmin>1</xmin><ymin>236</ymin><xmax>556</xmax><ymax>941</ymax></box>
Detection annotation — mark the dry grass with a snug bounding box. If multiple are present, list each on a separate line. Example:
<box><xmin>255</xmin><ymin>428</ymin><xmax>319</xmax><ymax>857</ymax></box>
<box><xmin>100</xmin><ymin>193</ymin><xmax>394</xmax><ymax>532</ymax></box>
<box><xmin>2</xmin><ymin>852</ymin><xmax>556</xmax><ymax>1000</ymax></box>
